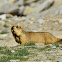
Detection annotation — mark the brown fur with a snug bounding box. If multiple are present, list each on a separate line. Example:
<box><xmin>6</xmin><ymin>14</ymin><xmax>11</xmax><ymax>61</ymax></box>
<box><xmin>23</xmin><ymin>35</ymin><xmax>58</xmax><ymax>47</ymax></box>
<box><xmin>11</xmin><ymin>26</ymin><xmax>62</xmax><ymax>45</ymax></box>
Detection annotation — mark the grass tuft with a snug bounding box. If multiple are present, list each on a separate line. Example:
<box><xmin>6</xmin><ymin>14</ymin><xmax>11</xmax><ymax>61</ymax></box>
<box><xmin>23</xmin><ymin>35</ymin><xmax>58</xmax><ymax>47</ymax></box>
<box><xmin>0</xmin><ymin>38</ymin><xmax>4</xmax><ymax>40</ymax></box>
<box><xmin>52</xmin><ymin>42</ymin><xmax>59</xmax><ymax>47</ymax></box>
<box><xmin>0</xmin><ymin>31</ymin><xmax>8</xmax><ymax>34</ymax></box>
<box><xmin>0</xmin><ymin>46</ymin><xmax>30</xmax><ymax>61</ymax></box>
<box><xmin>25</xmin><ymin>43</ymin><xmax>35</xmax><ymax>46</ymax></box>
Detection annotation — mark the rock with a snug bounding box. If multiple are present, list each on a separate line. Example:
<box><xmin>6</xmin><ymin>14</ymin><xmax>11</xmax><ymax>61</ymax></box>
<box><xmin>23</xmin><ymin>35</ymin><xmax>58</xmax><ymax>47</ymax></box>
<box><xmin>56</xmin><ymin>57</ymin><xmax>62</xmax><ymax>62</ymax></box>
<box><xmin>48</xmin><ymin>44</ymin><xmax>53</xmax><ymax>47</ymax></box>
<box><xmin>35</xmin><ymin>0</ymin><xmax>54</xmax><ymax>12</ymax></box>
<box><xmin>58</xmin><ymin>19</ymin><xmax>62</xmax><ymax>23</ymax></box>
<box><xmin>37</xmin><ymin>54</ymin><xmax>44</xmax><ymax>57</ymax></box>
<box><xmin>46</xmin><ymin>51</ymin><xmax>55</xmax><ymax>54</ymax></box>
<box><xmin>60</xmin><ymin>48</ymin><xmax>62</xmax><ymax>50</ymax></box>
<box><xmin>50</xmin><ymin>53</ymin><xmax>56</xmax><ymax>56</ymax></box>
<box><xmin>54</xmin><ymin>0</ymin><xmax>62</xmax><ymax>6</ymax></box>
<box><xmin>32</xmin><ymin>30</ymin><xmax>38</xmax><ymax>32</ymax></box>
<box><xmin>59</xmin><ymin>6</ymin><xmax>62</xmax><ymax>15</ymax></box>
<box><xmin>0</xmin><ymin>4</ymin><xmax>19</xmax><ymax>15</ymax></box>
<box><xmin>46</xmin><ymin>60</ymin><xmax>51</xmax><ymax>62</ymax></box>
<box><xmin>0</xmin><ymin>0</ymin><xmax>9</xmax><ymax>4</ymax></box>
<box><xmin>18</xmin><ymin>6</ymin><xmax>25</xmax><ymax>15</ymax></box>
<box><xmin>27</xmin><ymin>24</ymin><xmax>42</xmax><ymax>31</ymax></box>
<box><xmin>25</xmin><ymin>0</ymin><xmax>36</xmax><ymax>4</ymax></box>
<box><xmin>11</xmin><ymin>50</ymin><xmax>15</xmax><ymax>53</ymax></box>
<box><xmin>37</xmin><ymin>18</ymin><xmax>45</xmax><ymax>24</ymax></box>
<box><xmin>0</xmin><ymin>14</ymin><xmax>6</xmax><ymax>20</ymax></box>
<box><xmin>14</xmin><ymin>0</ymin><xmax>24</xmax><ymax>6</ymax></box>
<box><xmin>23</xmin><ymin>6</ymin><xmax>37</xmax><ymax>15</ymax></box>
<box><xmin>27</xmin><ymin>13</ymin><xmax>41</xmax><ymax>18</ymax></box>
<box><xmin>0</xmin><ymin>34</ymin><xmax>7</xmax><ymax>37</ymax></box>
<box><xmin>23</xmin><ymin>56</ymin><xmax>28</xmax><ymax>58</ymax></box>
<box><xmin>52</xmin><ymin>46</ymin><xmax>56</xmax><ymax>49</ymax></box>
<box><xmin>40</xmin><ymin>61</ymin><xmax>44</xmax><ymax>62</ymax></box>
<box><xmin>10</xmin><ymin>59</ymin><xmax>20</xmax><ymax>62</ymax></box>
<box><xmin>35</xmin><ymin>43</ymin><xmax>45</xmax><ymax>48</ymax></box>
<box><xmin>30</xmin><ymin>24</ymin><xmax>42</xmax><ymax>28</ymax></box>
<box><xmin>8</xmin><ymin>0</ymin><xmax>15</xmax><ymax>4</ymax></box>
<box><xmin>24</xmin><ymin>0</ymin><xmax>54</xmax><ymax>15</ymax></box>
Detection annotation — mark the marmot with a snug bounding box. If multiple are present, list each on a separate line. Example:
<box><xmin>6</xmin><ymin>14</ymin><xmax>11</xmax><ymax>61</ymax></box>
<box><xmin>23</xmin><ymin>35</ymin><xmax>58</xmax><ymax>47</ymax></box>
<box><xmin>11</xmin><ymin>26</ymin><xmax>62</xmax><ymax>45</ymax></box>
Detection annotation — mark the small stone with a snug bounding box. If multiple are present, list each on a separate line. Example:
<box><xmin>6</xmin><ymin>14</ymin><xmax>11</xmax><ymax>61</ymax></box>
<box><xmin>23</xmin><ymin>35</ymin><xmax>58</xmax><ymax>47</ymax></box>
<box><xmin>23</xmin><ymin>56</ymin><xmax>28</xmax><ymax>58</ymax></box>
<box><xmin>0</xmin><ymin>34</ymin><xmax>7</xmax><ymax>37</ymax></box>
<box><xmin>37</xmin><ymin>54</ymin><xmax>44</xmax><ymax>57</ymax></box>
<box><xmin>35</xmin><ymin>43</ymin><xmax>45</xmax><ymax>48</ymax></box>
<box><xmin>10</xmin><ymin>59</ymin><xmax>20</xmax><ymax>62</ymax></box>
<box><xmin>37</xmin><ymin>18</ymin><xmax>45</xmax><ymax>24</ymax></box>
<box><xmin>60</xmin><ymin>48</ymin><xmax>62</xmax><ymax>50</ymax></box>
<box><xmin>52</xmin><ymin>46</ymin><xmax>56</xmax><ymax>49</ymax></box>
<box><xmin>32</xmin><ymin>30</ymin><xmax>38</xmax><ymax>32</ymax></box>
<box><xmin>59</xmin><ymin>45</ymin><xmax>62</xmax><ymax>50</ymax></box>
<box><xmin>50</xmin><ymin>53</ymin><xmax>55</xmax><ymax>56</ymax></box>
<box><xmin>11</xmin><ymin>50</ymin><xmax>15</xmax><ymax>53</ymax></box>
<box><xmin>48</xmin><ymin>44</ymin><xmax>53</xmax><ymax>47</ymax></box>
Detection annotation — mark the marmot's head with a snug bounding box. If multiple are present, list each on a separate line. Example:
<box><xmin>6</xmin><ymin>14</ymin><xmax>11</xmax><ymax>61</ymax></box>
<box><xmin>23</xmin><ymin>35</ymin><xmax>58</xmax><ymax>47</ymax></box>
<box><xmin>11</xmin><ymin>26</ymin><xmax>22</xmax><ymax>44</ymax></box>
<box><xmin>11</xmin><ymin>26</ymin><xmax>22</xmax><ymax>36</ymax></box>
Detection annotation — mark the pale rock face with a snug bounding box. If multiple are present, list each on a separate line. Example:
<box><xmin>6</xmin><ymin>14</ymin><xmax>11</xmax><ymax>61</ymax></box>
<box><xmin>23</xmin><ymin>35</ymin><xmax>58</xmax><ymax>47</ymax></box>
<box><xmin>0</xmin><ymin>0</ymin><xmax>9</xmax><ymax>4</ymax></box>
<box><xmin>0</xmin><ymin>14</ymin><xmax>6</xmax><ymax>20</ymax></box>
<box><xmin>0</xmin><ymin>4</ymin><xmax>19</xmax><ymax>14</ymax></box>
<box><xmin>23</xmin><ymin>7</ymin><xmax>38</xmax><ymax>15</ymax></box>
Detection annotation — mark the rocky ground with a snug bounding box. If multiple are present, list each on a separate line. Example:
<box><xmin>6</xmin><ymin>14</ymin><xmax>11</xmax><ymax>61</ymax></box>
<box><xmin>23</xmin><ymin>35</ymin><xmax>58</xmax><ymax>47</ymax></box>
<box><xmin>0</xmin><ymin>0</ymin><xmax>62</xmax><ymax>62</ymax></box>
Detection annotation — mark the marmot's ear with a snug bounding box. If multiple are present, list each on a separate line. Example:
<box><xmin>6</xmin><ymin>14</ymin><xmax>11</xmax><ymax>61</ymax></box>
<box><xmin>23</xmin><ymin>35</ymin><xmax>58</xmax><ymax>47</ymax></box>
<box><xmin>19</xmin><ymin>26</ymin><xmax>21</xmax><ymax>29</ymax></box>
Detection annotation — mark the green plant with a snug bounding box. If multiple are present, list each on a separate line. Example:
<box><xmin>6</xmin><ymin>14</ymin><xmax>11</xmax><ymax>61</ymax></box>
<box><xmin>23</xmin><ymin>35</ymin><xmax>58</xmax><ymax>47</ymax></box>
<box><xmin>25</xmin><ymin>43</ymin><xmax>35</xmax><ymax>46</ymax></box>
<box><xmin>0</xmin><ymin>31</ymin><xmax>8</xmax><ymax>34</ymax></box>
<box><xmin>52</xmin><ymin>42</ymin><xmax>59</xmax><ymax>47</ymax></box>
<box><xmin>14</xmin><ymin>48</ymin><xmax>30</xmax><ymax>56</ymax></box>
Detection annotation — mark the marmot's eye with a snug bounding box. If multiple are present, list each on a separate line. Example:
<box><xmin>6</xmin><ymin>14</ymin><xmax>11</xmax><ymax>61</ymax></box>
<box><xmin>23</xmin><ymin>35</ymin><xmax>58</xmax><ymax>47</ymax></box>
<box><xmin>16</xmin><ymin>26</ymin><xmax>18</xmax><ymax>28</ymax></box>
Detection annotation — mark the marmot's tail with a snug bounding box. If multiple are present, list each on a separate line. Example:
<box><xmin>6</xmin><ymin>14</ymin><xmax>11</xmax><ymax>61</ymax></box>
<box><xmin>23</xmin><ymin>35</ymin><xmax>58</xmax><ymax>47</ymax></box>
<box><xmin>57</xmin><ymin>38</ymin><xmax>62</xmax><ymax>42</ymax></box>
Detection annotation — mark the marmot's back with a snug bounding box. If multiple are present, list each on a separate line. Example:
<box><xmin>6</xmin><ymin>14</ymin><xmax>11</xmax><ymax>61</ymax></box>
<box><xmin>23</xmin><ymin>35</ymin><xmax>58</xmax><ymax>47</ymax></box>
<box><xmin>26</xmin><ymin>32</ymin><xmax>58</xmax><ymax>43</ymax></box>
